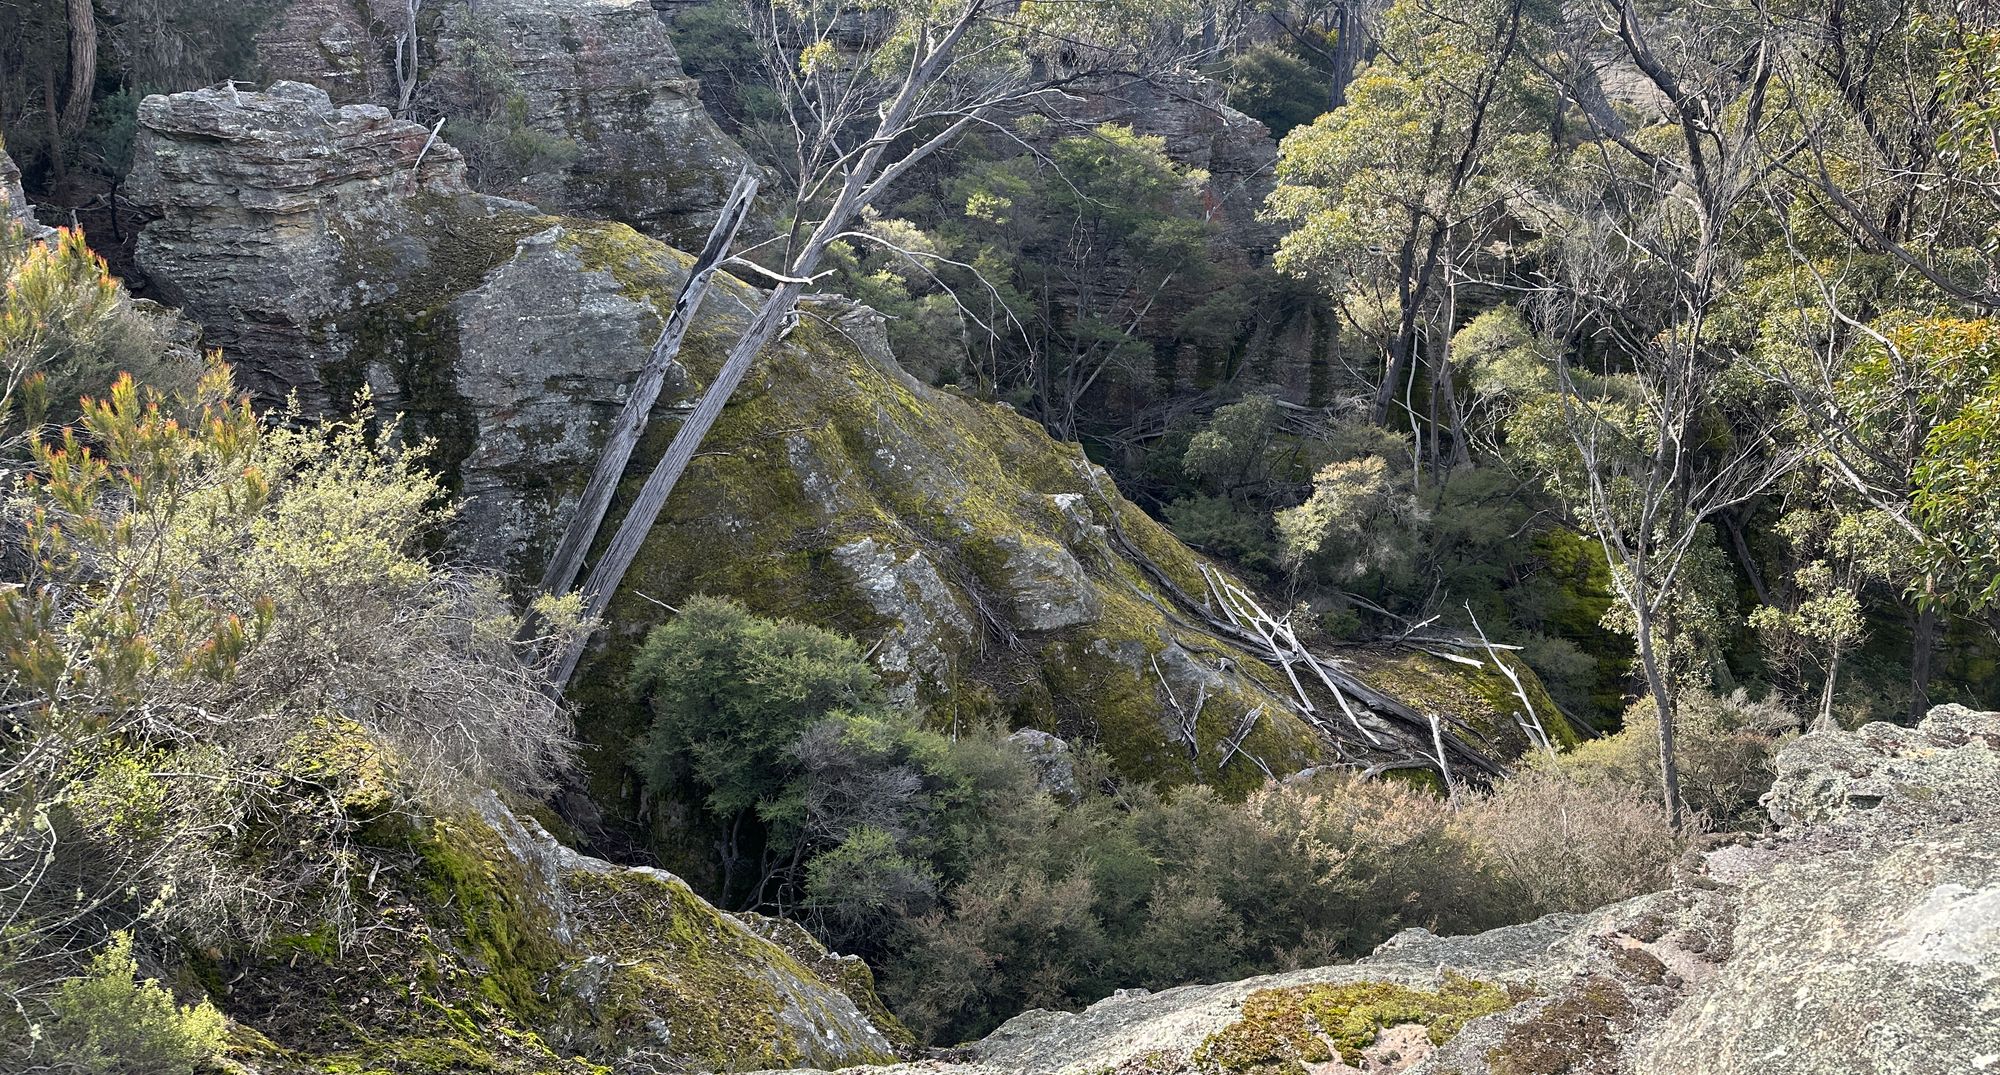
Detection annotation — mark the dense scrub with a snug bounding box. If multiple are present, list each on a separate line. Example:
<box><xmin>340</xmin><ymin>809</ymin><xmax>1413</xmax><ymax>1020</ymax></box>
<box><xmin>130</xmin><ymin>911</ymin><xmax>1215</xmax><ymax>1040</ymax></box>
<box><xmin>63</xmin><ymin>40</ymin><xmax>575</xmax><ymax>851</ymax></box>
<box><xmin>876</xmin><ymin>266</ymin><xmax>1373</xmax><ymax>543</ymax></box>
<box><xmin>628</xmin><ymin>599</ymin><xmax>1785</xmax><ymax>1044</ymax></box>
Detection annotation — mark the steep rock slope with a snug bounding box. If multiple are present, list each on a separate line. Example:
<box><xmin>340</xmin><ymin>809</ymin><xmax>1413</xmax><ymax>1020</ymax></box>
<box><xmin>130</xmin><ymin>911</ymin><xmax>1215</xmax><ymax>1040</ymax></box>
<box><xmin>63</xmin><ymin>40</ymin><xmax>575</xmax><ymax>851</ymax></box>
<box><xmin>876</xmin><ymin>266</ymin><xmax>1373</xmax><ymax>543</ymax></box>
<box><xmin>253</xmin><ymin>0</ymin><xmax>758</xmax><ymax>245</ymax></box>
<box><xmin>765</xmin><ymin>704</ymin><xmax>2000</xmax><ymax>1075</ymax></box>
<box><xmin>127</xmin><ymin>84</ymin><xmax>1562</xmax><ymax>824</ymax></box>
<box><xmin>227</xmin><ymin>789</ymin><xmax>904</xmax><ymax>1073</ymax></box>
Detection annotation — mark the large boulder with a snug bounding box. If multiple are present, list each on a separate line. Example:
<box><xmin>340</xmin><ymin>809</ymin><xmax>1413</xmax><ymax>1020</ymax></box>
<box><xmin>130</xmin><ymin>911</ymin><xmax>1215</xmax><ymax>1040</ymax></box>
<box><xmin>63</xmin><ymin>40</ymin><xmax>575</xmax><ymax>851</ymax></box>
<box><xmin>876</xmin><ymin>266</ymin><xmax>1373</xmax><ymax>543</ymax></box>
<box><xmin>253</xmin><ymin>0</ymin><xmax>760</xmax><ymax>245</ymax></box>
<box><xmin>757</xmin><ymin>705</ymin><xmax>2000</xmax><ymax>1075</ymax></box>
<box><xmin>225</xmin><ymin>789</ymin><xmax>905</xmax><ymax>1072</ymax></box>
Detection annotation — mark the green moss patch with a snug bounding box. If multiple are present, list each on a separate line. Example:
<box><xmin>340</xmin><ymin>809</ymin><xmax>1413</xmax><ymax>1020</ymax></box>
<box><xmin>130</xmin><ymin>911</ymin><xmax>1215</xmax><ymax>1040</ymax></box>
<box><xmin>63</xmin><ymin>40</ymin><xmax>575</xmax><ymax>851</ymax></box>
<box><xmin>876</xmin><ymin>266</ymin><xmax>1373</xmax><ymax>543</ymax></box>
<box><xmin>1192</xmin><ymin>974</ymin><xmax>1517</xmax><ymax>1074</ymax></box>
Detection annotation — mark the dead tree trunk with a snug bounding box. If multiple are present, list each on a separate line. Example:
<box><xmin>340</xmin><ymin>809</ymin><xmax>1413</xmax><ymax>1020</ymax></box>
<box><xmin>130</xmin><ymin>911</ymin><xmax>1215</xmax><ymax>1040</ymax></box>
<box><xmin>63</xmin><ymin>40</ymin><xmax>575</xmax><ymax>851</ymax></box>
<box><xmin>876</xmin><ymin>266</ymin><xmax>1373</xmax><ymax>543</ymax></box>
<box><xmin>551</xmin><ymin>269</ymin><xmax>810</xmax><ymax>688</ymax></box>
<box><xmin>534</xmin><ymin>170</ymin><xmax>759</xmax><ymax>604</ymax></box>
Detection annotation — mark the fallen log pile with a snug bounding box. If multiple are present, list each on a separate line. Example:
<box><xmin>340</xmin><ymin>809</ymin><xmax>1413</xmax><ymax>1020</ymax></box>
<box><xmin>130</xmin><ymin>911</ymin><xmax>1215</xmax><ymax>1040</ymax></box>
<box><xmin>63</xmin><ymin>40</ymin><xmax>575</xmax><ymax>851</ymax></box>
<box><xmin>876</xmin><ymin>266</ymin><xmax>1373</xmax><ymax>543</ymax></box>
<box><xmin>1078</xmin><ymin>460</ymin><xmax>1572</xmax><ymax>787</ymax></box>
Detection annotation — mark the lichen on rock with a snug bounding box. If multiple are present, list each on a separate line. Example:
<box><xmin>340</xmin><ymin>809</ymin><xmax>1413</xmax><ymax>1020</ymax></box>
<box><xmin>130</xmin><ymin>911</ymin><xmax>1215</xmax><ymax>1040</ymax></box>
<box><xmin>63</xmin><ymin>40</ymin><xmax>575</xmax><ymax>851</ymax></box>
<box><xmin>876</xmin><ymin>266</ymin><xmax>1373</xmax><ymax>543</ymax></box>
<box><xmin>227</xmin><ymin>791</ymin><xmax>904</xmax><ymax>1073</ymax></box>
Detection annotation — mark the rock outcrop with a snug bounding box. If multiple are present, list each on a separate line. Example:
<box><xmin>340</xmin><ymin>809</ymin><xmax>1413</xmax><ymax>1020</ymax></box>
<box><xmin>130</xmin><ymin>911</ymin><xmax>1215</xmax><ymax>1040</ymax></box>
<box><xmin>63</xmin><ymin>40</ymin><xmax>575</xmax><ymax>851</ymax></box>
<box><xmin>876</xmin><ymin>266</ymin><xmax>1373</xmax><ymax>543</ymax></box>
<box><xmin>124</xmin><ymin>82</ymin><xmax>1325</xmax><ymax>797</ymax></box>
<box><xmin>128</xmin><ymin>84</ymin><xmax>1562</xmax><ymax>845</ymax></box>
<box><xmin>760</xmin><ymin>705</ymin><xmax>2000</xmax><ymax>1075</ymax></box>
<box><xmin>1</xmin><ymin>141</ymin><xmax>53</xmax><ymax>241</ymax></box>
<box><xmin>253</xmin><ymin>0</ymin><xmax>759</xmax><ymax>245</ymax></box>
<box><xmin>227</xmin><ymin>788</ymin><xmax>904</xmax><ymax>1072</ymax></box>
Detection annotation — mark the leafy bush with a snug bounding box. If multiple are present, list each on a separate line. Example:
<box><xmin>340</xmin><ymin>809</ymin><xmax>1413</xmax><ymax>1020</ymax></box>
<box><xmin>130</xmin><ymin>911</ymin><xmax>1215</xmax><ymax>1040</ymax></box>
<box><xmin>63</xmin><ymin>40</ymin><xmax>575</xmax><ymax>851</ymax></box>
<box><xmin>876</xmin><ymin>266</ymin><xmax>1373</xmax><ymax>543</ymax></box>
<box><xmin>1</xmin><ymin>365</ymin><xmax>577</xmax><ymax>1033</ymax></box>
<box><xmin>42</xmin><ymin>933</ymin><xmax>225</xmax><ymax>1075</ymax></box>
<box><xmin>2</xmin><ymin>224</ymin><xmax>194</xmax><ymax>448</ymax></box>
<box><xmin>631</xmin><ymin>597</ymin><xmax>969</xmax><ymax>936</ymax></box>
<box><xmin>1557</xmin><ymin>689</ymin><xmax>1794</xmax><ymax>831</ymax></box>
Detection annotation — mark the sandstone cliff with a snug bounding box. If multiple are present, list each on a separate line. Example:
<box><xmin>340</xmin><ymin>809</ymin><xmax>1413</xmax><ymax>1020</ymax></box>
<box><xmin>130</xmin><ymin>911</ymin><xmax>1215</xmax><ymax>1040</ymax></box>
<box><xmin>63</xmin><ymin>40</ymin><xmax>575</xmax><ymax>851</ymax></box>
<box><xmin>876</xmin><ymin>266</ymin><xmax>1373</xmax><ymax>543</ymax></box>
<box><xmin>252</xmin><ymin>0</ymin><xmax>760</xmax><ymax>245</ymax></box>
<box><xmin>126</xmin><ymin>83</ymin><xmax>1563</xmax><ymax>825</ymax></box>
<box><xmin>757</xmin><ymin>704</ymin><xmax>2000</xmax><ymax>1075</ymax></box>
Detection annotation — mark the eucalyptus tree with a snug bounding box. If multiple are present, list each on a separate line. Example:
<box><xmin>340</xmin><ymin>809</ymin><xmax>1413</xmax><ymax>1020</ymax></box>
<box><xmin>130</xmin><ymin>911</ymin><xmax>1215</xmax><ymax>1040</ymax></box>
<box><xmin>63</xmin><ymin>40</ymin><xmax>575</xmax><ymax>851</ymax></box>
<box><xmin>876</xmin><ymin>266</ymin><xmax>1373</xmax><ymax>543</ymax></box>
<box><xmin>1745</xmin><ymin>2</ymin><xmax>2000</xmax><ymax>712</ymax></box>
<box><xmin>1522</xmin><ymin>0</ymin><xmax>1800</xmax><ymax>828</ymax></box>
<box><xmin>1267</xmin><ymin>0</ymin><xmax>1550</xmax><ymax>451</ymax></box>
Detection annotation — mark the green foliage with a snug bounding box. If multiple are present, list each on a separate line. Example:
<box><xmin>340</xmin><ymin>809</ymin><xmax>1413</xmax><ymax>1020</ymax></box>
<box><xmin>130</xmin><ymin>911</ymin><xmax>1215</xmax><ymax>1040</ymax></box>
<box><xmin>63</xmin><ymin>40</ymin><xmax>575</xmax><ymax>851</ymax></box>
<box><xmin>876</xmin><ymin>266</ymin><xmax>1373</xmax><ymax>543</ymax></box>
<box><xmin>1553</xmin><ymin>689</ymin><xmax>1794</xmax><ymax>832</ymax></box>
<box><xmin>1225</xmin><ymin>42</ymin><xmax>1335</xmax><ymax>140</ymax></box>
<box><xmin>945</xmin><ymin>123</ymin><xmax>1231</xmax><ymax>435</ymax></box>
<box><xmin>1163</xmin><ymin>493</ymin><xmax>1277</xmax><ymax>571</ymax></box>
<box><xmin>1908</xmin><ymin>320</ymin><xmax>2000</xmax><ymax>607</ymax></box>
<box><xmin>633</xmin><ymin>596</ymin><xmax>883</xmax><ymax>825</ymax></box>
<box><xmin>879</xmin><ymin>765</ymin><xmax>1675</xmax><ymax>1044</ymax></box>
<box><xmin>1183</xmin><ymin>395</ymin><xmax>1287</xmax><ymax>492</ymax></box>
<box><xmin>1276</xmin><ymin>454</ymin><xmax>1420</xmax><ymax>583</ymax></box>
<box><xmin>0</xmin><ymin>358</ymin><xmax>575</xmax><ymax>1058</ymax></box>
<box><xmin>631</xmin><ymin>597</ymin><xmax>971</xmax><ymax>941</ymax></box>
<box><xmin>44</xmin><ymin>933</ymin><xmax>226</xmax><ymax>1075</ymax></box>
<box><xmin>1268</xmin><ymin>0</ymin><xmax>1548</xmax><ymax>293</ymax></box>
<box><xmin>1</xmin><ymin>224</ymin><xmax>192</xmax><ymax>450</ymax></box>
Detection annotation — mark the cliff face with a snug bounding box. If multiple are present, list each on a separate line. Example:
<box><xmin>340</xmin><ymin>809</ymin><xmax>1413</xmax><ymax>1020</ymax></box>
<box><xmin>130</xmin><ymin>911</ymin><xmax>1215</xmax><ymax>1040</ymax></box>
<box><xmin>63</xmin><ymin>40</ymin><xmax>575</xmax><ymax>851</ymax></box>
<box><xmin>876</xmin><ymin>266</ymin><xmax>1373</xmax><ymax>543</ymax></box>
<box><xmin>765</xmin><ymin>705</ymin><xmax>2000</xmax><ymax>1075</ymax></box>
<box><xmin>252</xmin><ymin>0</ymin><xmax>759</xmax><ymax>245</ymax></box>
<box><xmin>125</xmin><ymin>82</ymin><xmax>1341</xmax><ymax>802</ymax></box>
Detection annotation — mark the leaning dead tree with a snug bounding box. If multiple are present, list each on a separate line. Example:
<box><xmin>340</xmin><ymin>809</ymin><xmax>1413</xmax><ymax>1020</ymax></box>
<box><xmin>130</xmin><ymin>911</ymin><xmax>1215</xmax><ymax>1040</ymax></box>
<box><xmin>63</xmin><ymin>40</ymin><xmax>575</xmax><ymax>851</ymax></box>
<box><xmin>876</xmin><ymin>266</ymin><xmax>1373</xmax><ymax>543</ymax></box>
<box><xmin>540</xmin><ymin>0</ymin><xmax>1211</xmax><ymax>685</ymax></box>
<box><xmin>536</xmin><ymin>170</ymin><xmax>760</xmax><ymax>604</ymax></box>
<box><xmin>1072</xmin><ymin>461</ymin><xmax>1532</xmax><ymax>785</ymax></box>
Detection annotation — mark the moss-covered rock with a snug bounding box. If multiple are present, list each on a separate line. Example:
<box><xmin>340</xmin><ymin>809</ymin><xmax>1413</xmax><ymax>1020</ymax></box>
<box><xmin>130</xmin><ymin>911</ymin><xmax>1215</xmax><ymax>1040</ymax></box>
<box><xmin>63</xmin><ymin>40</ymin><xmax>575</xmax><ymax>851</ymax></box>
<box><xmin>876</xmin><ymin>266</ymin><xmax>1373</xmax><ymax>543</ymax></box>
<box><xmin>129</xmin><ymin>84</ymin><xmax>1561</xmax><ymax>850</ymax></box>
<box><xmin>1189</xmin><ymin>974</ymin><xmax>1516</xmax><ymax>1073</ymax></box>
<box><xmin>222</xmin><ymin>792</ymin><xmax>903</xmax><ymax>1073</ymax></box>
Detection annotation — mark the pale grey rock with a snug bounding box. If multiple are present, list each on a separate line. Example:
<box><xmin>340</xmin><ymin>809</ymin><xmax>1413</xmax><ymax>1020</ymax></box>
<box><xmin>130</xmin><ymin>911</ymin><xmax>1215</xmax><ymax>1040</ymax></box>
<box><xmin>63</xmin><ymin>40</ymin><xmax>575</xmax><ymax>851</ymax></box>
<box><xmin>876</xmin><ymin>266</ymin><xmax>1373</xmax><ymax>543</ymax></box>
<box><xmin>1761</xmin><ymin>703</ymin><xmax>2000</xmax><ymax>828</ymax></box>
<box><xmin>254</xmin><ymin>0</ymin><xmax>760</xmax><ymax>245</ymax></box>
<box><xmin>833</xmin><ymin>536</ymin><xmax>977</xmax><ymax>699</ymax></box>
<box><xmin>447</xmin><ymin>224</ymin><xmax>695</xmax><ymax>569</ymax></box>
<box><xmin>1</xmin><ymin>145</ymin><xmax>52</xmax><ymax>241</ymax></box>
<box><xmin>1636</xmin><ymin>707</ymin><xmax>2000</xmax><ymax>1075</ymax></box>
<box><xmin>1005</xmin><ymin>728</ymin><xmax>1079</xmax><ymax>801</ymax></box>
<box><xmin>126</xmin><ymin>80</ymin><xmax>479</xmax><ymax>407</ymax></box>
<box><xmin>993</xmin><ymin>533</ymin><xmax>1102</xmax><ymax>631</ymax></box>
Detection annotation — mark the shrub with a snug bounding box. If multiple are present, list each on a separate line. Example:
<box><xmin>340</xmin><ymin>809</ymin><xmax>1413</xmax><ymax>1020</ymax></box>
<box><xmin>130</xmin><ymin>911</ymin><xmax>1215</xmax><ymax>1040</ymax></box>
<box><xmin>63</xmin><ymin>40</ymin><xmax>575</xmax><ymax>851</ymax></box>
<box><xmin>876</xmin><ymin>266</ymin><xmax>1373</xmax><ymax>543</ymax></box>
<box><xmin>879</xmin><ymin>769</ymin><xmax>1504</xmax><ymax>1044</ymax></box>
<box><xmin>1</xmin><ymin>224</ymin><xmax>194</xmax><ymax>451</ymax></box>
<box><xmin>1558</xmin><ymin>689</ymin><xmax>1793</xmax><ymax>830</ymax></box>
<box><xmin>632</xmin><ymin>597</ymin><xmax>979</xmax><ymax>933</ymax></box>
<box><xmin>1456</xmin><ymin>768</ymin><xmax>1683</xmax><ymax>918</ymax></box>
<box><xmin>43</xmin><ymin>933</ymin><xmax>226</xmax><ymax>1075</ymax></box>
<box><xmin>1</xmin><ymin>365</ymin><xmax>577</xmax><ymax>1001</ymax></box>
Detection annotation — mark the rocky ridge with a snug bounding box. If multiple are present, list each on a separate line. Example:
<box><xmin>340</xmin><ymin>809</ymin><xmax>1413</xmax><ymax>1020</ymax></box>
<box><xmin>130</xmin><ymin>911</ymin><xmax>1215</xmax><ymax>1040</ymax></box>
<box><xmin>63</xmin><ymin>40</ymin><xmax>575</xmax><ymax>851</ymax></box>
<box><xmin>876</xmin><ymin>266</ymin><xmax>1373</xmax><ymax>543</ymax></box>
<box><xmin>126</xmin><ymin>82</ymin><xmax>1565</xmax><ymax>829</ymax></box>
<box><xmin>754</xmin><ymin>704</ymin><xmax>2000</xmax><ymax>1075</ymax></box>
